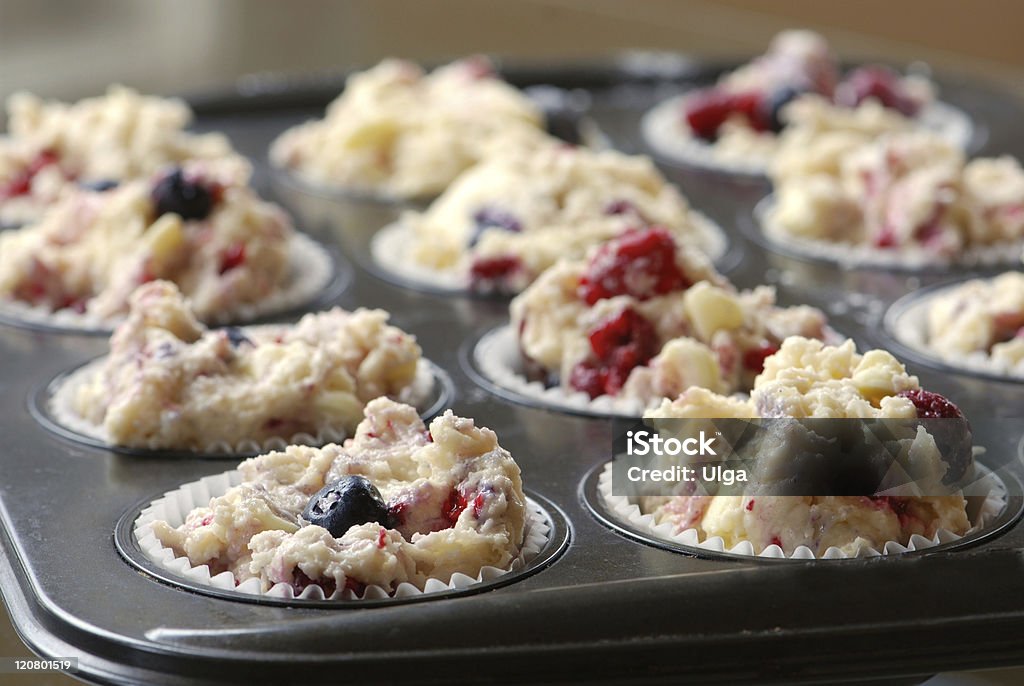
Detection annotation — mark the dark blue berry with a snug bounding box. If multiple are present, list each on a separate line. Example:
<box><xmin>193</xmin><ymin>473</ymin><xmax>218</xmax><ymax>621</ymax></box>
<box><xmin>468</xmin><ymin>206</ymin><xmax>522</xmax><ymax>247</ymax></box>
<box><xmin>762</xmin><ymin>87</ymin><xmax>804</xmax><ymax>133</ymax></box>
<box><xmin>302</xmin><ymin>476</ymin><xmax>393</xmax><ymax>537</ymax></box>
<box><xmin>224</xmin><ymin>327</ymin><xmax>253</xmax><ymax>348</ymax></box>
<box><xmin>151</xmin><ymin>168</ymin><xmax>214</xmax><ymax>221</ymax></box>
<box><xmin>80</xmin><ymin>179</ymin><xmax>119</xmax><ymax>192</ymax></box>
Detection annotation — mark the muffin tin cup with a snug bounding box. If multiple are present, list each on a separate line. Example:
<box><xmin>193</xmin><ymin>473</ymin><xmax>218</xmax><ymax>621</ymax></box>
<box><xmin>32</xmin><ymin>357</ymin><xmax>454</xmax><ymax>458</ymax></box>
<box><xmin>367</xmin><ymin>212</ymin><xmax>733</xmax><ymax>298</ymax></box>
<box><xmin>747</xmin><ymin>196</ymin><xmax>1024</xmax><ymax>273</ymax></box>
<box><xmin>267</xmin><ymin>164</ymin><xmax>429</xmax><ymax>251</ymax></box>
<box><xmin>640</xmin><ymin>93</ymin><xmax>977</xmax><ymax>179</ymax></box>
<box><xmin>117</xmin><ymin>471</ymin><xmax>567</xmax><ymax>608</ymax></box>
<box><xmin>880</xmin><ymin>276</ymin><xmax>1024</xmax><ymax>383</ymax></box>
<box><xmin>463</xmin><ymin>323</ymin><xmax>850</xmax><ymax>420</ymax></box>
<box><xmin>0</xmin><ymin>232</ymin><xmax>349</xmax><ymax>336</ymax></box>
<box><xmin>583</xmin><ymin>460</ymin><xmax>1019</xmax><ymax>562</ymax></box>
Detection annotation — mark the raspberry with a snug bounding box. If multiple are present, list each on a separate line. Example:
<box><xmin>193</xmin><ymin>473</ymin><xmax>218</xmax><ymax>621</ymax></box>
<box><xmin>897</xmin><ymin>389</ymin><xmax>964</xmax><ymax>419</ymax></box>
<box><xmin>0</xmin><ymin>149</ymin><xmax>61</xmax><ymax>201</ymax></box>
<box><xmin>468</xmin><ymin>255</ymin><xmax>522</xmax><ymax>293</ymax></box>
<box><xmin>835</xmin><ymin>66</ymin><xmax>920</xmax><ymax>117</ymax></box>
<box><xmin>569</xmin><ymin>308</ymin><xmax>658</xmax><ymax>398</ymax></box>
<box><xmin>742</xmin><ymin>343</ymin><xmax>779</xmax><ymax>374</ymax></box>
<box><xmin>218</xmin><ymin>242</ymin><xmax>247</xmax><ymax>274</ymax></box>
<box><xmin>442</xmin><ymin>489</ymin><xmax>469</xmax><ymax>528</ymax></box>
<box><xmin>898</xmin><ymin>389</ymin><xmax>972</xmax><ymax>483</ymax></box>
<box><xmin>578</xmin><ymin>227</ymin><xmax>690</xmax><ymax>305</ymax></box>
<box><xmin>684</xmin><ymin>89</ymin><xmax>767</xmax><ymax>140</ymax></box>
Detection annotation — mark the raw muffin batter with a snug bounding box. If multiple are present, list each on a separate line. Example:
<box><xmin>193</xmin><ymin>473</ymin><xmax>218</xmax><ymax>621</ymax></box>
<box><xmin>0</xmin><ymin>159</ymin><xmax>294</xmax><ymax>321</ymax></box>
<box><xmin>0</xmin><ymin>86</ymin><xmax>240</xmax><ymax>225</ymax></box>
<box><xmin>71</xmin><ymin>281</ymin><xmax>423</xmax><ymax>451</ymax></box>
<box><xmin>767</xmin><ymin>131</ymin><xmax>1024</xmax><ymax>260</ymax></box>
<box><xmin>510</xmin><ymin>227</ymin><xmax>828</xmax><ymax>406</ymax></box>
<box><xmin>923</xmin><ymin>272</ymin><xmax>1024</xmax><ymax>373</ymax></box>
<box><xmin>640</xmin><ymin>337</ymin><xmax>972</xmax><ymax>555</ymax></box>
<box><xmin>270</xmin><ymin>56</ymin><xmax>545</xmax><ymax>199</ymax></box>
<box><xmin>642</xmin><ymin>30</ymin><xmax>962</xmax><ymax>174</ymax></box>
<box><xmin>150</xmin><ymin>398</ymin><xmax>527</xmax><ymax>595</ymax></box>
<box><xmin>401</xmin><ymin>142</ymin><xmax>723</xmax><ymax>293</ymax></box>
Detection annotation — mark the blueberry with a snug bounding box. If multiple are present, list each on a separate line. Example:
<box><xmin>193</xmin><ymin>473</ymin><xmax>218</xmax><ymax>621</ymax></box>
<box><xmin>762</xmin><ymin>87</ymin><xmax>804</xmax><ymax>133</ymax></box>
<box><xmin>80</xmin><ymin>179</ymin><xmax>119</xmax><ymax>192</ymax></box>
<box><xmin>151</xmin><ymin>168</ymin><xmax>214</xmax><ymax>221</ymax></box>
<box><xmin>224</xmin><ymin>327</ymin><xmax>253</xmax><ymax>348</ymax></box>
<box><xmin>468</xmin><ymin>206</ymin><xmax>522</xmax><ymax>247</ymax></box>
<box><xmin>302</xmin><ymin>476</ymin><xmax>393</xmax><ymax>537</ymax></box>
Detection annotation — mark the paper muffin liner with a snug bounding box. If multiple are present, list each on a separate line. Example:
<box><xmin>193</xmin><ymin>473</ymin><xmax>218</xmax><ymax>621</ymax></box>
<box><xmin>884</xmin><ymin>279</ymin><xmax>1024</xmax><ymax>382</ymax></box>
<box><xmin>471</xmin><ymin>324</ymin><xmax>847</xmax><ymax>419</ymax></box>
<box><xmin>641</xmin><ymin>93</ymin><xmax>974</xmax><ymax>176</ymax></box>
<box><xmin>269</xmin><ymin>162</ymin><xmax>434</xmax><ymax>206</ymax></box>
<box><xmin>0</xmin><ymin>232</ymin><xmax>336</xmax><ymax>334</ymax></box>
<box><xmin>45</xmin><ymin>355</ymin><xmax>440</xmax><ymax>456</ymax></box>
<box><xmin>132</xmin><ymin>469</ymin><xmax>552</xmax><ymax>601</ymax></box>
<box><xmin>369</xmin><ymin>212</ymin><xmax>729</xmax><ymax>296</ymax></box>
<box><xmin>754</xmin><ymin>197</ymin><xmax>1024</xmax><ymax>270</ymax></box>
<box><xmin>596</xmin><ymin>461</ymin><xmax>1008</xmax><ymax>560</ymax></box>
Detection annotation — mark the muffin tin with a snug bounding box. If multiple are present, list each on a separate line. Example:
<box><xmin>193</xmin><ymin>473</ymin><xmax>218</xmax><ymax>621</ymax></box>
<box><xmin>3</xmin><ymin>58</ymin><xmax>1024</xmax><ymax>685</ymax></box>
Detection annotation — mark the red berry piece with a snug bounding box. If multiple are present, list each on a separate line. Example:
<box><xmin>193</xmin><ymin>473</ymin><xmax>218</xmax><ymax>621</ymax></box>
<box><xmin>578</xmin><ymin>227</ymin><xmax>690</xmax><ymax>305</ymax></box>
<box><xmin>835</xmin><ymin>66</ymin><xmax>920</xmax><ymax>117</ymax></box>
<box><xmin>897</xmin><ymin>389</ymin><xmax>971</xmax><ymax>482</ymax></box>
<box><xmin>442</xmin><ymin>489</ymin><xmax>469</xmax><ymax>528</ymax></box>
<box><xmin>742</xmin><ymin>343</ymin><xmax>780</xmax><ymax>374</ymax></box>
<box><xmin>897</xmin><ymin>389</ymin><xmax>964</xmax><ymax>419</ymax></box>
<box><xmin>218</xmin><ymin>243</ymin><xmax>247</xmax><ymax>274</ymax></box>
<box><xmin>569</xmin><ymin>308</ymin><xmax>659</xmax><ymax>398</ymax></box>
<box><xmin>0</xmin><ymin>149</ymin><xmax>61</xmax><ymax>200</ymax></box>
<box><xmin>684</xmin><ymin>89</ymin><xmax>767</xmax><ymax>140</ymax></box>
<box><xmin>468</xmin><ymin>255</ymin><xmax>522</xmax><ymax>293</ymax></box>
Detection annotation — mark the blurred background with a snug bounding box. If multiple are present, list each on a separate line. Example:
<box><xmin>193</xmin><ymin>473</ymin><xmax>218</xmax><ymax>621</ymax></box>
<box><xmin>1</xmin><ymin>0</ymin><xmax>1023</xmax><ymax>103</ymax></box>
<box><xmin>0</xmin><ymin>1</ymin><xmax>1022</xmax><ymax>684</ymax></box>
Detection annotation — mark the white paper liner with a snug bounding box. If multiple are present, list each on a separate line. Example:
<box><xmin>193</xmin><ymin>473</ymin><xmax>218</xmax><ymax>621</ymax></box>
<box><xmin>597</xmin><ymin>461</ymin><xmax>1008</xmax><ymax>560</ymax></box>
<box><xmin>641</xmin><ymin>93</ymin><xmax>974</xmax><ymax>176</ymax></box>
<box><xmin>369</xmin><ymin>213</ymin><xmax>729</xmax><ymax>295</ymax></box>
<box><xmin>271</xmin><ymin>162</ymin><xmax>432</xmax><ymax>205</ymax></box>
<box><xmin>885</xmin><ymin>279</ymin><xmax>1024</xmax><ymax>381</ymax></box>
<box><xmin>133</xmin><ymin>469</ymin><xmax>552</xmax><ymax>600</ymax></box>
<box><xmin>473</xmin><ymin>324</ymin><xmax>847</xmax><ymax>419</ymax></box>
<box><xmin>755</xmin><ymin>197</ymin><xmax>1024</xmax><ymax>270</ymax></box>
<box><xmin>475</xmin><ymin>324</ymin><xmax>648</xmax><ymax>417</ymax></box>
<box><xmin>0</xmin><ymin>232</ymin><xmax>335</xmax><ymax>332</ymax></box>
<box><xmin>47</xmin><ymin>355</ymin><xmax>438</xmax><ymax>455</ymax></box>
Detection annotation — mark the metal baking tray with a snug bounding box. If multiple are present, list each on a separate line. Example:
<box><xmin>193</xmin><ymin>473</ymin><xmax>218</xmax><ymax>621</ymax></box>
<box><xmin>2</xmin><ymin>57</ymin><xmax>1024</xmax><ymax>685</ymax></box>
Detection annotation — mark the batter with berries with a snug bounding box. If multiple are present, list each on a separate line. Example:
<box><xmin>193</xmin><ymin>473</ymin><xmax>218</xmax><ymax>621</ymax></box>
<box><xmin>634</xmin><ymin>337</ymin><xmax>973</xmax><ymax>556</ymax></box>
<box><xmin>377</xmin><ymin>141</ymin><xmax>725</xmax><ymax>294</ymax></box>
<box><xmin>641</xmin><ymin>30</ymin><xmax>970</xmax><ymax>175</ymax></box>
<box><xmin>766</xmin><ymin>131</ymin><xmax>1024</xmax><ymax>263</ymax></box>
<box><xmin>0</xmin><ymin>86</ymin><xmax>241</xmax><ymax>225</ymax></box>
<box><xmin>0</xmin><ymin>159</ymin><xmax>302</xmax><ymax>323</ymax></box>
<box><xmin>60</xmin><ymin>280</ymin><xmax>426</xmax><ymax>451</ymax></box>
<box><xmin>270</xmin><ymin>56</ymin><xmax>545</xmax><ymax>200</ymax></box>
<box><xmin>147</xmin><ymin>398</ymin><xmax>528</xmax><ymax>596</ymax></box>
<box><xmin>918</xmin><ymin>271</ymin><xmax>1024</xmax><ymax>375</ymax></box>
<box><xmin>509</xmin><ymin>227</ymin><xmax>829</xmax><ymax>407</ymax></box>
